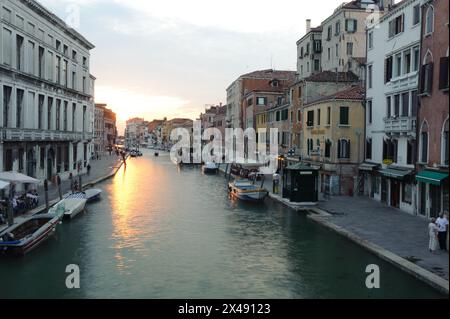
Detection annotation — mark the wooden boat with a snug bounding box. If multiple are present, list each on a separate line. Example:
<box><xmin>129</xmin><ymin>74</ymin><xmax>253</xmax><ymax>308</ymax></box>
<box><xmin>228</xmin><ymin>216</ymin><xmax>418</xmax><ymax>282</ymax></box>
<box><xmin>228</xmin><ymin>179</ymin><xmax>268</xmax><ymax>202</ymax></box>
<box><xmin>50</xmin><ymin>196</ymin><xmax>87</xmax><ymax>220</ymax></box>
<box><xmin>202</xmin><ymin>162</ymin><xmax>219</xmax><ymax>174</ymax></box>
<box><xmin>0</xmin><ymin>212</ymin><xmax>63</xmax><ymax>256</ymax></box>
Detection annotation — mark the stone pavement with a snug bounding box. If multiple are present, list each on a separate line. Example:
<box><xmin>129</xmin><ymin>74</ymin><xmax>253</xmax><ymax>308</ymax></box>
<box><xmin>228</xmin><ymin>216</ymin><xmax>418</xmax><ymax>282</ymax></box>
<box><xmin>1</xmin><ymin>154</ymin><xmax>123</xmax><ymax>230</ymax></box>
<box><xmin>316</xmin><ymin>196</ymin><xmax>449</xmax><ymax>281</ymax></box>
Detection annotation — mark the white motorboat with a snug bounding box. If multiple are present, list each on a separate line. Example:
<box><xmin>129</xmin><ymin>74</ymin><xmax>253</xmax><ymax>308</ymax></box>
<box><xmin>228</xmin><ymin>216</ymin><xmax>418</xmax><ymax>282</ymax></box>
<box><xmin>50</xmin><ymin>197</ymin><xmax>87</xmax><ymax>220</ymax></box>
<box><xmin>84</xmin><ymin>189</ymin><xmax>102</xmax><ymax>201</ymax></box>
<box><xmin>228</xmin><ymin>179</ymin><xmax>268</xmax><ymax>202</ymax></box>
<box><xmin>203</xmin><ymin>162</ymin><xmax>219</xmax><ymax>174</ymax></box>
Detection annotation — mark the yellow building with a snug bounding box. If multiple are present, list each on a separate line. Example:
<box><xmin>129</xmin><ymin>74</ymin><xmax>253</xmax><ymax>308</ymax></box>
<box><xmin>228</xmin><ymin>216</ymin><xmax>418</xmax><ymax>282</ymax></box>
<box><xmin>302</xmin><ymin>86</ymin><xmax>365</xmax><ymax>196</ymax></box>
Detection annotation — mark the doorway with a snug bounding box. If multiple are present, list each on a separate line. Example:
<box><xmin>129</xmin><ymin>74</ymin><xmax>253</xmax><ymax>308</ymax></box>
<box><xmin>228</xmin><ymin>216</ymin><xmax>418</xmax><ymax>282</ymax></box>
<box><xmin>390</xmin><ymin>180</ymin><xmax>400</xmax><ymax>208</ymax></box>
<box><xmin>429</xmin><ymin>185</ymin><xmax>441</xmax><ymax>218</ymax></box>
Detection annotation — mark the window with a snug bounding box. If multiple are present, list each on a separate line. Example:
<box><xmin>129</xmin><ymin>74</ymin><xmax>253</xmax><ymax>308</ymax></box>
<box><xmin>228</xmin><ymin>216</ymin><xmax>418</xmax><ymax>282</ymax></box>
<box><xmin>335</xmin><ymin>21</ymin><xmax>341</xmax><ymax>36</ymax></box>
<box><xmin>328</xmin><ymin>48</ymin><xmax>331</xmax><ymax>60</ymax></box>
<box><xmin>339</xmin><ymin>107</ymin><xmax>349</xmax><ymax>126</ymax></box>
<box><xmin>63</xmin><ymin>101</ymin><xmax>68</xmax><ymax>131</ymax></box>
<box><xmin>83</xmin><ymin>106</ymin><xmax>87</xmax><ymax>132</ymax></box>
<box><xmin>297</xmin><ymin>110</ymin><xmax>301</xmax><ymax>122</ymax></box>
<box><xmin>2</xmin><ymin>86</ymin><xmax>12</xmax><ymax>127</ymax></box>
<box><xmin>38</xmin><ymin>47</ymin><xmax>45</xmax><ymax>78</ymax></box>
<box><xmin>413</xmin><ymin>5</ymin><xmax>420</xmax><ymax>26</ymax></box>
<box><xmin>63</xmin><ymin>60</ymin><xmax>68</xmax><ymax>86</ymax></box>
<box><xmin>56</xmin><ymin>40</ymin><xmax>61</xmax><ymax>52</ymax></box>
<box><xmin>420</xmin><ymin>122</ymin><xmax>429</xmax><ymax>163</ymax></box>
<box><xmin>2</xmin><ymin>7</ymin><xmax>11</xmax><ymax>23</ymax></box>
<box><xmin>307</xmin><ymin>111</ymin><xmax>314</xmax><ymax>127</ymax></box>
<box><xmin>336</xmin><ymin>44</ymin><xmax>339</xmax><ymax>57</ymax></box>
<box><xmin>385</xmin><ymin>56</ymin><xmax>393</xmax><ymax>83</ymax></box>
<box><xmin>403</xmin><ymin>183</ymin><xmax>412</xmax><ymax>204</ymax></box>
<box><xmin>16</xmin><ymin>89</ymin><xmax>24</xmax><ymax>128</ymax></box>
<box><xmin>345</xmin><ymin>19</ymin><xmax>357</xmax><ymax>33</ymax></box>
<box><xmin>72</xmin><ymin>103</ymin><xmax>77</xmax><ymax>131</ymax></box>
<box><xmin>83</xmin><ymin>57</ymin><xmax>87</xmax><ymax>67</ymax></box>
<box><xmin>411</xmin><ymin>90</ymin><xmax>418</xmax><ymax>116</ymax></box>
<box><xmin>28</xmin><ymin>41</ymin><xmax>35</xmax><ymax>74</ymax></box>
<box><xmin>63</xmin><ymin>44</ymin><xmax>68</xmax><ymax>56</ymax></box>
<box><xmin>394</xmin><ymin>94</ymin><xmax>400</xmax><ymax>117</ymax></box>
<box><xmin>413</xmin><ymin>46</ymin><xmax>420</xmax><ymax>72</ymax></box>
<box><xmin>56</xmin><ymin>100</ymin><xmax>61</xmax><ymax>131</ymax></box>
<box><xmin>407</xmin><ymin>140</ymin><xmax>415</xmax><ymax>165</ymax></box>
<box><xmin>2</xmin><ymin>28</ymin><xmax>12</xmax><ymax>66</ymax></box>
<box><xmin>389</xmin><ymin>14</ymin><xmax>404</xmax><ymax>38</ymax></box>
<box><xmin>47</xmin><ymin>51</ymin><xmax>54</xmax><ymax>81</ymax></box>
<box><xmin>257</xmin><ymin>97</ymin><xmax>266</xmax><ymax>105</ymax></box>
<box><xmin>317</xmin><ymin>109</ymin><xmax>321</xmax><ymax>126</ymax></box>
<box><xmin>47</xmin><ymin>97</ymin><xmax>53</xmax><ymax>130</ymax></box>
<box><xmin>327</xmin><ymin>26</ymin><xmax>332</xmax><ymax>40</ymax></box>
<box><xmin>56</xmin><ymin>57</ymin><xmax>61</xmax><ymax>84</ymax></box>
<box><xmin>367</xmin><ymin>100</ymin><xmax>372</xmax><ymax>124</ymax></box>
<box><xmin>439</xmin><ymin>57</ymin><xmax>449</xmax><ymax>90</ymax></box>
<box><xmin>404</xmin><ymin>51</ymin><xmax>411</xmax><ymax>74</ymax></box>
<box><xmin>72</xmin><ymin>71</ymin><xmax>77</xmax><ymax>90</ymax></box>
<box><xmin>247</xmin><ymin>98</ymin><xmax>253</xmax><ymax>106</ymax></box>
<box><xmin>368</xmin><ymin>65</ymin><xmax>373</xmax><ymax>89</ymax></box>
<box><xmin>16</xmin><ymin>35</ymin><xmax>24</xmax><ymax>71</ymax></box>
<box><xmin>383</xmin><ymin>139</ymin><xmax>397</xmax><ymax>162</ymax></box>
<box><xmin>325</xmin><ymin>140</ymin><xmax>332</xmax><ymax>158</ymax></box>
<box><xmin>38</xmin><ymin>95</ymin><xmax>44</xmax><ymax>129</ymax></box>
<box><xmin>421</xmin><ymin>61</ymin><xmax>434</xmax><ymax>94</ymax></box>
<box><xmin>425</xmin><ymin>6</ymin><xmax>434</xmax><ymax>35</ymax></box>
<box><xmin>395</xmin><ymin>54</ymin><xmax>402</xmax><ymax>77</ymax></box>
<box><xmin>314</xmin><ymin>40</ymin><xmax>322</xmax><ymax>53</ymax></box>
<box><xmin>386</xmin><ymin>96</ymin><xmax>392</xmax><ymax>118</ymax></box>
<box><xmin>306</xmin><ymin>43</ymin><xmax>310</xmax><ymax>55</ymax></box>
<box><xmin>72</xmin><ymin>50</ymin><xmax>77</xmax><ymax>61</ymax></box>
<box><xmin>338</xmin><ymin>139</ymin><xmax>350</xmax><ymax>159</ymax></box>
<box><xmin>443</xmin><ymin>119</ymin><xmax>449</xmax><ymax>166</ymax></box>
<box><xmin>366</xmin><ymin>138</ymin><xmax>372</xmax><ymax>160</ymax></box>
<box><xmin>368</xmin><ymin>31</ymin><xmax>374</xmax><ymax>49</ymax></box>
<box><xmin>402</xmin><ymin>92</ymin><xmax>409</xmax><ymax>117</ymax></box>
<box><xmin>314</xmin><ymin>59</ymin><xmax>320</xmax><ymax>71</ymax></box>
<box><xmin>327</xmin><ymin>107</ymin><xmax>331</xmax><ymax>125</ymax></box>
<box><xmin>347</xmin><ymin>42</ymin><xmax>353</xmax><ymax>56</ymax></box>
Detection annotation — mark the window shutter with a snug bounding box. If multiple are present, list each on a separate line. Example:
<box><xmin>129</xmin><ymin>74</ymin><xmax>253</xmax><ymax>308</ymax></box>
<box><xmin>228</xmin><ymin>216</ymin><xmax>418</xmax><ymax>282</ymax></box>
<box><xmin>338</xmin><ymin>140</ymin><xmax>341</xmax><ymax>158</ymax></box>
<box><xmin>347</xmin><ymin>140</ymin><xmax>351</xmax><ymax>158</ymax></box>
<box><xmin>427</xmin><ymin>63</ymin><xmax>434</xmax><ymax>93</ymax></box>
<box><xmin>439</xmin><ymin>57</ymin><xmax>449</xmax><ymax>90</ymax></box>
<box><xmin>420</xmin><ymin>64</ymin><xmax>427</xmax><ymax>93</ymax></box>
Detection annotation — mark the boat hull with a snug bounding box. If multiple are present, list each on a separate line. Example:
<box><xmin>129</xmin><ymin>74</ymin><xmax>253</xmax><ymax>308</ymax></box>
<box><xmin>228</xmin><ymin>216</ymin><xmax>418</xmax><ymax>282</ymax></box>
<box><xmin>228</xmin><ymin>182</ymin><xmax>268</xmax><ymax>202</ymax></box>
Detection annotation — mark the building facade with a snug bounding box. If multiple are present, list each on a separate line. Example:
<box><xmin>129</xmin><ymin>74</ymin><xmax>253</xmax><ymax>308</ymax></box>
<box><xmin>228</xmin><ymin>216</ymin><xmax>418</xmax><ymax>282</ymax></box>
<box><xmin>302</xmin><ymin>86</ymin><xmax>365</xmax><ymax>196</ymax></box>
<box><xmin>416</xmin><ymin>0</ymin><xmax>449</xmax><ymax>217</ymax></box>
<box><xmin>297</xmin><ymin>20</ymin><xmax>322</xmax><ymax>79</ymax></box>
<box><xmin>363</xmin><ymin>0</ymin><xmax>422</xmax><ymax>215</ymax></box>
<box><xmin>0</xmin><ymin>0</ymin><xmax>95</xmax><ymax>184</ymax></box>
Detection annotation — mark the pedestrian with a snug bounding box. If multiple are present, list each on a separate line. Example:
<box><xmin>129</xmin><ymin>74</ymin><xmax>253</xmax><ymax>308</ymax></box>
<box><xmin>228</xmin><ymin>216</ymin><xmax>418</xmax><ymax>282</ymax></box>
<box><xmin>436</xmin><ymin>213</ymin><xmax>449</xmax><ymax>251</ymax></box>
<box><xmin>428</xmin><ymin>218</ymin><xmax>439</xmax><ymax>252</ymax></box>
<box><xmin>273</xmin><ymin>172</ymin><xmax>280</xmax><ymax>195</ymax></box>
<box><xmin>87</xmin><ymin>163</ymin><xmax>91</xmax><ymax>176</ymax></box>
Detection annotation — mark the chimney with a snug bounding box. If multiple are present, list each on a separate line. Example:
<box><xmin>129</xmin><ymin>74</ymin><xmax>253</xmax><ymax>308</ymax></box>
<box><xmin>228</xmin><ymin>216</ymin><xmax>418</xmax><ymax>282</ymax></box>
<box><xmin>306</xmin><ymin>19</ymin><xmax>311</xmax><ymax>33</ymax></box>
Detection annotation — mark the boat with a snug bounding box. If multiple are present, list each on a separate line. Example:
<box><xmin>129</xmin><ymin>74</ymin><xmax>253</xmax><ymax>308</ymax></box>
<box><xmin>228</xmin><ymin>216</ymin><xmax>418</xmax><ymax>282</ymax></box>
<box><xmin>0</xmin><ymin>212</ymin><xmax>64</xmax><ymax>256</ymax></box>
<box><xmin>50</xmin><ymin>196</ymin><xmax>87</xmax><ymax>220</ymax></box>
<box><xmin>65</xmin><ymin>189</ymin><xmax>102</xmax><ymax>202</ymax></box>
<box><xmin>228</xmin><ymin>179</ymin><xmax>268</xmax><ymax>202</ymax></box>
<box><xmin>203</xmin><ymin>162</ymin><xmax>219</xmax><ymax>174</ymax></box>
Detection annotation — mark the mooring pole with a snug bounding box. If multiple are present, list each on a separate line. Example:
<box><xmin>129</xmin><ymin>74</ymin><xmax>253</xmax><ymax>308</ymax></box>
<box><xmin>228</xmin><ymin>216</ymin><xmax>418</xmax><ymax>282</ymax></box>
<box><xmin>44</xmin><ymin>179</ymin><xmax>49</xmax><ymax>211</ymax></box>
<box><xmin>57</xmin><ymin>175</ymin><xmax>62</xmax><ymax>200</ymax></box>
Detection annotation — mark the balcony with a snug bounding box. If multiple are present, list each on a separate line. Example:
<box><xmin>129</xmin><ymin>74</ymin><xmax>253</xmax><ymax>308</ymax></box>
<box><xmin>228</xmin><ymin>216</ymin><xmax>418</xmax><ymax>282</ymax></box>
<box><xmin>387</xmin><ymin>72</ymin><xmax>418</xmax><ymax>92</ymax></box>
<box><xmin>0</xmin><ymin>128</ymin><xmax>91</xmax><ymax>142</ymax></box>
<box><xmin>384</xmin><ymin>116</ymin><xmax>416</xmax><ymax>135</ymax></box>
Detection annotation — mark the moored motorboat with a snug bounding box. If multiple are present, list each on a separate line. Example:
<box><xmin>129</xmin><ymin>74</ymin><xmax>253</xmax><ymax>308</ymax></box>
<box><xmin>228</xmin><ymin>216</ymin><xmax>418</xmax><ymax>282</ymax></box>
<box><xmin>203</xmin><ymin>162</ymin><xmax>219</xmax><ymax>174</ymax></box>
<box><xmin>228</xmin><ymin>179</ymin><xmax>268</xmax><ymax>202</ymax></box>
<box><xmin>84</xmin><ymin>189</ymin><xmax>102</xmax><ymax>202</ymax></box>
<box><xmin>0</xmin><ymin>212</ymin><xmax>64</xmax><ymax>256</ymax></box>
<box><xmin>50</xmin><ymin>196</ymin><xmax>87</xmax><ymax>220</ymax></box>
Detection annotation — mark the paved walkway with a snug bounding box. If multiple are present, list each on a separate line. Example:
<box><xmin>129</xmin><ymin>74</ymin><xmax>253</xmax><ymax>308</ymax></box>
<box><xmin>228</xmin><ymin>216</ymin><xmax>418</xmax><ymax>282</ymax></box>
<box><xmin>316</xmin><ymin>196</ymin><xmax>449</xmax><ymax>281</ymax></box>
<box><xmin>1</xmin><ymin>154</ymin><xmax>123</xmax><ymax>230</ymax></box>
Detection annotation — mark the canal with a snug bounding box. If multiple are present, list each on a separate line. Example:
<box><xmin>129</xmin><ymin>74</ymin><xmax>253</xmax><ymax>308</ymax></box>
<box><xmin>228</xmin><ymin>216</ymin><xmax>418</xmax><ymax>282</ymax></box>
<box><xmin>0</xmin><ymin>150</ymin><xmax>444</xmax><ymax>298</ymax></box>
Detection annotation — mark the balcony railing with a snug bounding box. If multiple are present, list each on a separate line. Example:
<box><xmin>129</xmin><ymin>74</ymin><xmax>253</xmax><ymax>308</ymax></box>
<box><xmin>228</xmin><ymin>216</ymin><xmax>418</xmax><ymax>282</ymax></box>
<box><xmin>0</xmin><ymin>128</ymin><xmax>92</xmax><ymax>142</ymax></box>
<box><xmin>387</xmin><ymin>72</ymin><xmax>419</xmax><ymax>91</ymax></box>
<box><xmin>384</xmin><ymin>116</ymin><xmax>416</xmax><ymax>134</ymax></box>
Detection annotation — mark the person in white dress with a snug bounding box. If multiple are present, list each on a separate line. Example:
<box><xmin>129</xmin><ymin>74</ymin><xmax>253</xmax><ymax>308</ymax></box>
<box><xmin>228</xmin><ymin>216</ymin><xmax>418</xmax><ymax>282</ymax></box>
<box><xmin>428</xmin><ymin>218</ymin><xmax>439</xmax><ymax>253</ymax></box>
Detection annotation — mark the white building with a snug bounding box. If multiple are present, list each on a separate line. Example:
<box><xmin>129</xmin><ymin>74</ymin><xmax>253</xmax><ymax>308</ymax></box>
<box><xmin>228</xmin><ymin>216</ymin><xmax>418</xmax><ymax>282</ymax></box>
<box><xmin>361</xmin><ymin>0</ymin><xmax>422</xmax><ymax>214</ymax></box>
<box><xmin>0</xmin><ymin>0</ymin><xmax>95</xmax><ymax>184</ymax></box>
<box><xmin>297</xmin><ymin>20</ymin><xmax>323</xmax><ymax>80</ymax></box>
<box><xmin>321</xmin><ymin>0</ymin><xmax>391</xmax><ymax>74</ymax></box>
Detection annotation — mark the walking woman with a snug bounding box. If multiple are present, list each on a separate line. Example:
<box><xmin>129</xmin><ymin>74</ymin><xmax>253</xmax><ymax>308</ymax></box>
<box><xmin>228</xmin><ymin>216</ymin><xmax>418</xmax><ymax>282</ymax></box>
<box><xmin>428</xmin><ymin>218</ymin><xmax>439</xmax><ymax>253</ymax></box>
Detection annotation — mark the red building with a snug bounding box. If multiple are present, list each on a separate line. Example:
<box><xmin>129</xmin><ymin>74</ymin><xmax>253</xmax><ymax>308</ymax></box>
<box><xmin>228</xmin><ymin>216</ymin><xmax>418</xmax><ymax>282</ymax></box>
<box><xmin>416</xmin><ymin>0</ymin><xmax>449</xmax><ymax>217</ymax></box>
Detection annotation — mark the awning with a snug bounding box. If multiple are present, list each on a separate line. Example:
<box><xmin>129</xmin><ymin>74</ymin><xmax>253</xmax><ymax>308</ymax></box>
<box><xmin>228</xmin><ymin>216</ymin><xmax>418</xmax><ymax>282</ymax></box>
<box><xmin>416</xmin><ymin>170</ymin><xmax>449</xmax><ymax>186</ymax></box>
<box><xmin>359</xmin><ymin>163</ymin><xmax>379</xmax><ymax>172</ymax></box>
<box><xmin>379</xmin><ymin>168</ymin><xmax>413</xmax><ymax>180</ymax></box>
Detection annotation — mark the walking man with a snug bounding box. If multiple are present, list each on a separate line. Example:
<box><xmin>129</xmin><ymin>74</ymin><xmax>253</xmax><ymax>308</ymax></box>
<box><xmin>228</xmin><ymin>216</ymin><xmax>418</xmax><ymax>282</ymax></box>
<box><xmin>436</xmin><ymin>213</ymin><xmax>449</xmax><ymax>251</ymax></box>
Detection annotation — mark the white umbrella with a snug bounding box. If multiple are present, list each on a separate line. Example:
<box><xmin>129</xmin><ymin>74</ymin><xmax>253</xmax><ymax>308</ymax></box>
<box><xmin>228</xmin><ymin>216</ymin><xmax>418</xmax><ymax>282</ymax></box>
<box><xmin>0</xmin><ymin>180</ymin><xmax>10</xmax><ymax>190</ymax></box>
<box><xmin>0</xmin><ymin>171</ymin><xmax>40</xmax><ymax>184</ymax></box>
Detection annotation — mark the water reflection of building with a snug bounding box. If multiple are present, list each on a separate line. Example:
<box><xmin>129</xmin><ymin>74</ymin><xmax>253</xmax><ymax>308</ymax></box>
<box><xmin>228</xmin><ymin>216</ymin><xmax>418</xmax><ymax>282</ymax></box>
<box><xmin>0</xmin><ymin>0</ymin><xmax>95</xmax><ymax>183</ymax></box>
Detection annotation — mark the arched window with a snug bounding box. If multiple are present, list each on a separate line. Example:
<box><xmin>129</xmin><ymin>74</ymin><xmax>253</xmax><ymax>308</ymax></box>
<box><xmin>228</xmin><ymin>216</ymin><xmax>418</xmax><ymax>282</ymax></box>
<box><xmin>338</xmin><ymin>138</ymin><xmax>351</xmax><ymax>159</ymax></box>
<box><xmin>425</xmin><ymin>6</ymin><xmax>434</xmax><ymax>35</ymax></box>
<box><xmin>442</xmin><ymin>118</ymin><xmax>449</xmax><ymax>166</ymax></box>
<box><xmin>420</xmin><ymin>121</ymin><xmax>429</xmax><ymax>163</ymax></box>
<box><xmin>421</xmin><ymin>51</ymin><xmax>434</xmax><ymax>94</ymax></box>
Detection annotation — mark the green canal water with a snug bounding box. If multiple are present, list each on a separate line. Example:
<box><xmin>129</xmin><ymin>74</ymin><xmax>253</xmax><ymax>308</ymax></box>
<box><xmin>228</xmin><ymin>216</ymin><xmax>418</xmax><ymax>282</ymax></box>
<box><xmin>0</xmin><ymin>151</ymin><xmax>445</xmax><ymax>298</ymax></box>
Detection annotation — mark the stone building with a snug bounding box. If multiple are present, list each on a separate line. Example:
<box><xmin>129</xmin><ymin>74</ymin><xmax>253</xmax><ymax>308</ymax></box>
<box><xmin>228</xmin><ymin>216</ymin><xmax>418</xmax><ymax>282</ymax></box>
<box><xmin>0</xmin><ymin>0</ymin><xmax>95</xmax><ymax>183</ymax></box>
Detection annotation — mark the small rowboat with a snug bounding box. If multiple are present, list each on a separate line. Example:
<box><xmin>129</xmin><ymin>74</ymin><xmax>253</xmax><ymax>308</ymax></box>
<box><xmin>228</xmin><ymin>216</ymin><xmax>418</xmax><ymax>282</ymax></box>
<box><xmin>0</xmin><ymin>212</ymin><xmax>63</xmax><ymax>256</ymax></box>
<box><xmin>228</xmin><ymin>179</ymin><xmax>268</xmax><ymax>202</ymax></box>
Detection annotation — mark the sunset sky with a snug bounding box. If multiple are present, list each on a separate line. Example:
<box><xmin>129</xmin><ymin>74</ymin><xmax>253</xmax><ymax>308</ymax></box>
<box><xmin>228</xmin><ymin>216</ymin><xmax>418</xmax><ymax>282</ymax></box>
<box><xmin>40</xmin><ymin>0</ymin><xmax>346</xmax><ymax>134</ymax></box>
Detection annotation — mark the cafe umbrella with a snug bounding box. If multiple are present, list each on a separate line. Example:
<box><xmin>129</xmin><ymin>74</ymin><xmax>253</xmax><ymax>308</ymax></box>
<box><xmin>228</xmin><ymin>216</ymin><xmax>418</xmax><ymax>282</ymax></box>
<box><xmin>0</xmin><ymin>172</ymin><xmax>40</xmax><ymax>226</ymax></box>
